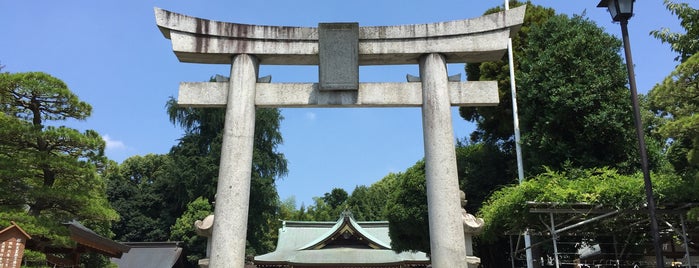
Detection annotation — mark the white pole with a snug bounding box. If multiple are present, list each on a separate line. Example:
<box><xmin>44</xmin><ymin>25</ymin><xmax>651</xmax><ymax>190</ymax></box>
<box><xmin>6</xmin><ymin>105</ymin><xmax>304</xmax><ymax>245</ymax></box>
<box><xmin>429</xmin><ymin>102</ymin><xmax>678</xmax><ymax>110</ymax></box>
<box><xmin>505</xmin><ymin>1</ymin><xmax>533</xmax><ymax>268</ymax></box>
<box><xmin>550</xmin><ymin>213</ymin><xmax>560</xmax><ymax>268</ymax></box>
<box><xmin>681</xmin><ymin>214</ymin><xmax>693</xmax><ymax>267</ymax></box>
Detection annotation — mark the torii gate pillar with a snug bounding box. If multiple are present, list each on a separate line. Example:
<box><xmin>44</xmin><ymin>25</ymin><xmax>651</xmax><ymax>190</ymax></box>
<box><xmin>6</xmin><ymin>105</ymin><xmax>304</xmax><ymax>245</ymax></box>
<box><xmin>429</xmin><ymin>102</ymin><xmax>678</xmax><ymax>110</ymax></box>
<box><xmin>155</xmin><ymin>6</ymin><xmax>525</xmax><ymax>268</ymax></box>
<box><xmin>210</xmin><ymin>54</ymin><xmax>258</xmax><ymax>267</ymax></box>
<box><xmin>420</xmin><ymin>53</ymin><xmax>468</xmax><ymax>267</ymax></box>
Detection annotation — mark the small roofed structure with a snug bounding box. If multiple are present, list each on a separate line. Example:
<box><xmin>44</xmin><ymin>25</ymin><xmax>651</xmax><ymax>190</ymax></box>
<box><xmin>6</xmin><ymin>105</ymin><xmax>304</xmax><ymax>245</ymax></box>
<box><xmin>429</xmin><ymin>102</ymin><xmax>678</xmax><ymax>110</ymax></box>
<box><xmin>254</xmin><ymin>211</ymin><xmax>430</xmax><ymax>268</ymax></box>
<box><xmin>111</xmin><ymin>242</ymin><xmax>185</xmax><ymax>268</ymax></box>
<box><xmin>40</xmin><ymin>221</ymin><xmax>130</xmax><ymax>267</ymax></box>
<box><xmin>0</xmin><ymin>221</ymin><xmax>31</xmax><ymax>268</ymax></box>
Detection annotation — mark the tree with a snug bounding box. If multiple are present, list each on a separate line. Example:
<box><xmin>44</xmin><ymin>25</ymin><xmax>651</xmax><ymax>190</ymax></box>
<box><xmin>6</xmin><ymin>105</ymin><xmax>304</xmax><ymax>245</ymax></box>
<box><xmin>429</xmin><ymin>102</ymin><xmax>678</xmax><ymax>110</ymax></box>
<box><xmin>165</xmin><ymin>86</ymin><xmax>287</xmax><ymax>257</ymax></box>
<box><xmin>516</xmin><ymin>13</ymin><xmax>639</xmax><ymax>173</ymax></box>
<box><xmin>456</xmin><ymin>141</ymin><xmax>514</xmax><ymax>213</ymax></box>
<box><xmin>346</xmin><ymin>185</ymin><xmax>389</xmax><ymax>221</ymax></box>
<box><xmin>105</xmin><ymin>154</ymin><xmax>173</xmax><ymax>242</ymax></box>
<box><xmin>386</xmin><ymin>160</ymin><xmax>431</xmax><ymax>254</ymax></box>
<box><xmin>460</xmin><ymin>1</ymin><xmax>556</xmax><ymax>145</ymax></box>
<box><xmin>648</xmin><ymin>0</ymin><xmax>699</xmax><ymax>183</ymax></box>
<box><xmin>386</xmin><ymin>3</ymin><xmax>656</xmax><ymax>266</ymax></box>
<box><xmin>275</xmin><ymin>177</ymin><xmax>397</xmax><ymax>223</ymax></box>
<box><xmin>323</xmin><ymin>188</ymin><xmax>348</xmax><ymax>210</ymax></box>
<box><xmin>649</xmin><ymin>53</ymin><xmax>699</xmax><ymax>180</ymax></box>
<box><xmin>355</xmin><ymin>174</ymin><xmax>400</xmax><ymax>221</ymax></box>
<box><xmin>477</xmin><ymin>167</ymin><xmax>691</xmax><ymax>265</ymax></box>
<box><xmin>303</xmin><ymin>197</ymin><xmax>335</xmax><ymax>221</ymax></box>
<box><xmin>463</xmin><ymin>8</ymin><xmax>651</xmax><ymax>266</ymax></box>
<box><xmin>461</xmin><ymin>2</ymin><xmax>645</xmax><ymax>175</ymax></box>
<box><xmin>651</xmin><ymin>0</ymin><xmax>699</xmax><ymax>62</ymax></box>
<box><xmin>170</xmin><ymin>197</ymin><xmax>213</xmax><ymax>266</ymax></box>
<box><xmin>287</xmin><ymin>188</ymin><xmax>351</xmax><ymax>222</ymax></box>
<box><xmin>0</xmin><ymin>72</ymin><xmax>117</xmax><ymax>262</ymax></box>
<box><xmin>384</xmin><ymin>143</ymin><xmax>515</xmax><ymax>256</ymax></box>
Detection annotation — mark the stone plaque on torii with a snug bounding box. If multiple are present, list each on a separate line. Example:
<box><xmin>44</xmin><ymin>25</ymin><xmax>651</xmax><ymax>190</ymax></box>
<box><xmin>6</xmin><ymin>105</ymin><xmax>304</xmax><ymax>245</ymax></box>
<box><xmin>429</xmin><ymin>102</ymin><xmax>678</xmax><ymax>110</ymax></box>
<box><xmin>155</xmin><ymin>6</ymin><xmax>525</xmax><ymax>268</ymax></box>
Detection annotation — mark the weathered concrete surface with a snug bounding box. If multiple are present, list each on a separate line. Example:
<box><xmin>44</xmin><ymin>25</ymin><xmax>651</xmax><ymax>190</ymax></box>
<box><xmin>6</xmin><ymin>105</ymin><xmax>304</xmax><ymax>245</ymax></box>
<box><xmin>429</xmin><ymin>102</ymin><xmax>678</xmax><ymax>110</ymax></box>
<box><xmin>155</xmin><ymin>6</ymin><xmax>526</xmax><ymax>65</ymax></box>
<box><xmin>420</xmin><ymin>53</ymin><xmax>467</xmax><ymax>268</ymax></box>
<box><xmin>209</xmin><ymin>54</ymin><xmax>258</xmax><ymax>268</ymax></box>
<box><xmin>178</xmin><ymin>81</ymin><xmax>498</xmax><ymax>108</ymax></box>
<box><xmin>318</xmin><ymin>23</ymin><xmax>359</xmax><ymax>90</ymax></box>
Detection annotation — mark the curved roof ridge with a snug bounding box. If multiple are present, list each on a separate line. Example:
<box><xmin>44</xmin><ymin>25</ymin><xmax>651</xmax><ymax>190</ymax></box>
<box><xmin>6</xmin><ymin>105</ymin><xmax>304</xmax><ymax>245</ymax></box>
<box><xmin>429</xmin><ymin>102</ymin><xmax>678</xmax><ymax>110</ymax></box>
<box><xmin>348</xmin><ymin>217</ymin><xmax>391</xmax><ymax>249</ymax></box>
<box><xmin>296</xmin><ymin>216</ymin><xmax>345</xmax><ymax>250</ymax></box>
<box><xmin>296</xmin><ymin>212</ymin><xmax>391</xmax><ymax>250</ymax></box>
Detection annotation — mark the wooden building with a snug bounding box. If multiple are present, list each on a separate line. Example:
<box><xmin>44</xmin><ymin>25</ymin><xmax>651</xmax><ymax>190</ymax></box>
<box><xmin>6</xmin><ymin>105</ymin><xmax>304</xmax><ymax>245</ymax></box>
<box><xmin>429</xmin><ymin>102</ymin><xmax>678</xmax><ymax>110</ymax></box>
<box><xmin>0</xmin><ymin>222</ymin><xmax>31</xmax><ymax>268</ymax></box>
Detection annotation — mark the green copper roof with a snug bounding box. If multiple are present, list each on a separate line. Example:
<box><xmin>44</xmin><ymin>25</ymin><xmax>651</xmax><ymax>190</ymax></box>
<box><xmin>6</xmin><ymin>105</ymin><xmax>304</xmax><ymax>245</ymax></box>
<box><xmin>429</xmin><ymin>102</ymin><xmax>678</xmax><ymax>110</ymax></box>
<box><xmin>296</xmin><ymin>212</ymin><xmax>391</xmax><ymax>250</ymax></box>
<box><xmin>255</xmin><ymin>212</ymin><xmax>429</xmax><ymax>266</ymax></box>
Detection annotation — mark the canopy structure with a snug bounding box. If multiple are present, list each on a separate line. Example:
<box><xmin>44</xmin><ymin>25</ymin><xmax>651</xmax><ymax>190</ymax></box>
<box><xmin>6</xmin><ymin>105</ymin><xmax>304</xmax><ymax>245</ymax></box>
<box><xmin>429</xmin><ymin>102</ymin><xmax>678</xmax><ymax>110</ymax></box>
<box><xmin>506</xmin><ymin>202</ymin><xmax>699</xmax><ymax>267</ymax></box>
<box><xmin>255</xmin><ymin>211</ymin><xmax>430</xmax><ymax>268</ymax></box>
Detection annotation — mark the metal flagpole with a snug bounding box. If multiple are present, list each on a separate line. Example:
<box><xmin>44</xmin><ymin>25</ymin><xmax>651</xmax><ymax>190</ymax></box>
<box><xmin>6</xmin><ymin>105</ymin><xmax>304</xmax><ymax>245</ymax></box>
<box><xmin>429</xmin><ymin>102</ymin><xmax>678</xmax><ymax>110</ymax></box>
<box><xmin>505</xmin><ymin>1</ymin><xmax>533</xmax><ymax>268</ymax></box>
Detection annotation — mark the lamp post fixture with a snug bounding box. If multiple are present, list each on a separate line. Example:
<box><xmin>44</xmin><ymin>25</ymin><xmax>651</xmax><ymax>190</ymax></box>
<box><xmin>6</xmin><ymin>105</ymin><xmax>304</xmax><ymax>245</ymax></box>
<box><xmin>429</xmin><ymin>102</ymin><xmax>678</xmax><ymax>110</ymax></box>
<box><xmin>597</xmin><ymin>0</ymin><xmax>663</xmax><ymax>267</ymax></box>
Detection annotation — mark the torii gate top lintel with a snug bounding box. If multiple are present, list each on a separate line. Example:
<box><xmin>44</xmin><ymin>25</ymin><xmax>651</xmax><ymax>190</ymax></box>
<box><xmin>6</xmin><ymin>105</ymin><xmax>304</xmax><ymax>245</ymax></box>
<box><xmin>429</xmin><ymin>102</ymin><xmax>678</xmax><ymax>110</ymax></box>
<box><xmin>154</xmin><ymin>6</ymin><xmax>526</xmax><ymax>65</ymax></box>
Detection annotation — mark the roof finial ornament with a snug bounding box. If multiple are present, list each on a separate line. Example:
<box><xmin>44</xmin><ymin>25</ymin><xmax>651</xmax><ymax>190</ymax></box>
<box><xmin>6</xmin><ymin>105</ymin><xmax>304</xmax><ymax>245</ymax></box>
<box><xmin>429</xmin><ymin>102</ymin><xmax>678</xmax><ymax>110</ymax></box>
<box><xmin>341</xmin><ymin>209</ymin><xmax>354</xmax><ymax>219</ymax></box>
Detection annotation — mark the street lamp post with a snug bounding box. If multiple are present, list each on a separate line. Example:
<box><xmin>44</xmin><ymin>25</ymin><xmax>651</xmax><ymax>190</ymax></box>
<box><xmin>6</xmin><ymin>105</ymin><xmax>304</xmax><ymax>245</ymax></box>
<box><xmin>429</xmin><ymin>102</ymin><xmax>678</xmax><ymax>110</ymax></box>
<box><xmin>597</xmin><ymin>0</ymin><xmax>664</xmax><ymax>267</ymax></box>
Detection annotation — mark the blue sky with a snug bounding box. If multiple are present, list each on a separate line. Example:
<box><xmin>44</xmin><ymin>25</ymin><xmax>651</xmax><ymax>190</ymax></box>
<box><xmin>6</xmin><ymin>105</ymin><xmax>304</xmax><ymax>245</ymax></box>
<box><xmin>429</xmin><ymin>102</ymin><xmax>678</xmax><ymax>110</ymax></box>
<box><xmin>2</xmin><ymin>1</ymin><xmax>693</xmax><ymax>207</ymax></box>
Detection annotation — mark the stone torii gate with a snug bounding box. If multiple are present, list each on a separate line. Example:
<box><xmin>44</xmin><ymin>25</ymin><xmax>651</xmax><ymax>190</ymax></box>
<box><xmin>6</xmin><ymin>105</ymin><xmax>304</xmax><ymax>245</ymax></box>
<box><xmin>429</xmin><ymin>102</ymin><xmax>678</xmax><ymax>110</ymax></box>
<box><xmin>155</xmin><ymin>7</ymin><xmax>524</xmax><ymax>268</ymax></box>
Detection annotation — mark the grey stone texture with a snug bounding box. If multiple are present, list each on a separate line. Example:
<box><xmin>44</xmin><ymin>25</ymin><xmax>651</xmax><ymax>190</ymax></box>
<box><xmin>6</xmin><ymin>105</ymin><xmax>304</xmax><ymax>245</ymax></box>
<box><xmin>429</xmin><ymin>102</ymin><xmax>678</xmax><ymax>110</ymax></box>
<box><xmin>194</xmin><ymin>215</ymin><xmax>214</xmax><ymax>268</ymax></box>
<box><xmin>155</xmin><ymin>6</ymin><xmax>525</xmax><ymax>65</ymax></box>
<box><xmin>177</xmin><ymin>81</ymin><xmax>498</xmax><ymax>108</ymax></box>
<box><xmin>209</xmin><ymin>54</ymin><xmax>258</xmax><ymax>268</ymax></box>
<box><xmin>318</xmin><ymin>23</ymin><xmax>359</xmax><ymax>90</ymax></box>
<box><xmin>420</xmin><ymin>53</ymin><xmax>468</xmax><ymax>267</ymax></box>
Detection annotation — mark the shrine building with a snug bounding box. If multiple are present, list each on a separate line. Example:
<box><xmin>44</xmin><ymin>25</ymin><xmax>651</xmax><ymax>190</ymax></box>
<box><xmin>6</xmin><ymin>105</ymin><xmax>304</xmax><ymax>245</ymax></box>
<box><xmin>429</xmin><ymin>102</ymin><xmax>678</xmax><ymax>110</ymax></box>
<box><xmin>254</xmin><ymin>211</ymin><xmax>430</xmax><ymax>268</ymax></box>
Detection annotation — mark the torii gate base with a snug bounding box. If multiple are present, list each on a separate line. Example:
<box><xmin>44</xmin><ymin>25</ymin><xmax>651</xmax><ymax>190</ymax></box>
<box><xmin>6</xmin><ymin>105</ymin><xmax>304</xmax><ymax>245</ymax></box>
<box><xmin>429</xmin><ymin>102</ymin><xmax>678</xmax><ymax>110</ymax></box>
<box><xmin>155</xmin><ymin>7</ymin><xmax>525</xmax><ymax>268</ymax></box>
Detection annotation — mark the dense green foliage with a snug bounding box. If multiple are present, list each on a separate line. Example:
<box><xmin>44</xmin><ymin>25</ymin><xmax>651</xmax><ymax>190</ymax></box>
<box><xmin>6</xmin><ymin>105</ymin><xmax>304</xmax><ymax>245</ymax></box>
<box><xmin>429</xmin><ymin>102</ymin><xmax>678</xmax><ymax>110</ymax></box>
<box><xmin>649</xmin><ymin>1</ymin><xmax>699</xmax><ymax>189</ymax></box>
<box><xmin>461</xmin><ymin>1</ymin><xmax>555</xmax><ymax>145</ymax></box>
<box><xmin>278</xmin><ymin>181</ymin><xmax>398</xmax><ymax>223</ymax></box>
<box><xmin>456</xmin><ymin>141</ymin><xmax>514</xmax><ymax>213</ymax></box>
<box><xmin>105</xmin><ymin>79</ymin><xmax>287</xmax><ymax>266</ymax></box>
<box><xmin>517</xmin><ymin>14</ymin><xmax>639</xmax><ymax>173</ymax></box>
<box><xmin>476</xmin><ymin>168</ymin><xmax>691</xmax><ymax>265</ymax></box>
<box><xmin>105</xmin><ymin>154</ymin><xmax>174</xmax><ymax>242</ymax></box>
<box><xmin>386</xmin><ymin>161</ymin><xmax>431</xmax><ymax>254</ymax></box>
<box><xmin>170</xmin><ymin>197</ymin><xmax>213</xmax><ymax>265</ymax></box>
<box><xmin>461</xmin><ymin>2</ymin><xmax>644</xmax><ymax>174</ymax></box>
<box><xmin>480</xmin><ymin>168</ymin><xmax>680</xmax><ymax>239</ymax></box>
<box><xmin>165</xmin><ymin>101</ymin><xmax>287</xmax><ymax>257</ymax></box>
<box><xmin>649</xmin><ymin>54</ymin><xmax>699</xmax><ymax>179</ymax></box>
<box><xmin>0</xmin><ymin>71</ymin><xmax>117</xmax><ymax>266</ymax></box>
<box><xmin>345</xmin><ymin>184</ymin><xmax>394</xmax><ymax>221</ymax></box>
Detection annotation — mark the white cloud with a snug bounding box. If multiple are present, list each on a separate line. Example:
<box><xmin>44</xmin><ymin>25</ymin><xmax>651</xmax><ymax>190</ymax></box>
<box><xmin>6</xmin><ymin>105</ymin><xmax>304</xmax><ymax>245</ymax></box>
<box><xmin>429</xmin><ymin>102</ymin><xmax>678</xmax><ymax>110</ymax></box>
<box><xmin>305</xmin><ymin>112</ymin><xmax>317</xmax><ymax>121</ymax></box>
<box><xmin>102</xmin><ymin>135</ymin><xmax>126</xmax><ymax>150</ymax></box>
